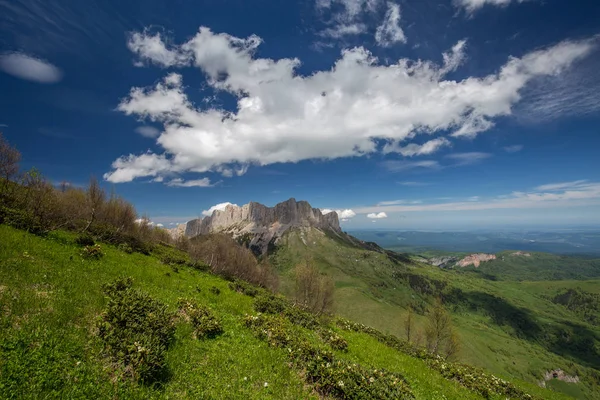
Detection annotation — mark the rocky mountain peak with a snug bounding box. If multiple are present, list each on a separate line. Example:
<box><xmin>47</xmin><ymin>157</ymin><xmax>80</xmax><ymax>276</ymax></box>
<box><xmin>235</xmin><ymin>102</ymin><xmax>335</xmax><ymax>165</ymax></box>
<box><xmin>184</xmin><ymin>198</ymin><xmax>341</xmax><ymax>254</ymax></box>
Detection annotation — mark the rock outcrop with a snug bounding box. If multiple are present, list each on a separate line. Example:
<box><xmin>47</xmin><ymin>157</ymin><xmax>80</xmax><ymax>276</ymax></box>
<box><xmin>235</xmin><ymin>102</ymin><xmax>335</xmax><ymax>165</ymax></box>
<box><xmin>184</xmin><ymin>198</ymin><xmax>341</xmax><ymax>254</ymax></box>
<box><xmin>167</xmin><ymin>223</ymin><xmax>187</xmax><ymax>240</ymax></box>
<box><xmin>428</xmin><ymin>256</ymin><xmax>459</xmax><ymax>269</ymax></box>
<box><xmin>510</xmin><ymin>251</ymin><xmax>531</xmax><ymax>257</ymax></box>
<box><xmin>456</xmin><ymin>253</ymin><xmax>496</xmax><ymax>268</ymax></box>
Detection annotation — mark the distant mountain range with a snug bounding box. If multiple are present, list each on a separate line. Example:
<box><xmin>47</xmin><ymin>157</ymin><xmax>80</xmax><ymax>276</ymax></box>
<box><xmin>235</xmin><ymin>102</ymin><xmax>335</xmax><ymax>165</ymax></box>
<box><xmin>349</xmin><ymin>230</ymin><xmax>600</xmax><ymax>256</ymax></box>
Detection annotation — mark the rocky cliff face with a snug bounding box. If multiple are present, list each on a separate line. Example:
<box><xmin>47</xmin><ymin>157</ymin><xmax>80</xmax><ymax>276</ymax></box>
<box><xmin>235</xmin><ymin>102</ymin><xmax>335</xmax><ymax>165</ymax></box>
<box><xmin>456</xmin><ymin>253</ymin><xmax>496</xmax><ymax>268</ymax></box>
<box><xmin>184</xmin><ymin>198</ymin><xmax>341</xmax><ymax>254</ymax></box>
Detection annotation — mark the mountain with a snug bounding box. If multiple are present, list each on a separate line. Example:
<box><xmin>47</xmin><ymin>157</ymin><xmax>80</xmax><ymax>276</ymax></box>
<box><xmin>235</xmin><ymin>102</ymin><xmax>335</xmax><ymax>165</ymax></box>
<box><xmin>184</xmin><ymin>198</ymin><xmax>341</xmax><ymax>255</ymax></box>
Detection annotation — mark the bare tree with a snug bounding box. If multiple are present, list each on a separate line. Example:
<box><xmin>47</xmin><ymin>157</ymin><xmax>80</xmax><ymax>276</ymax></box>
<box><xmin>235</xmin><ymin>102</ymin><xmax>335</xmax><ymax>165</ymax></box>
<box><xmin>294</xmin><ymin>261</ymin><xmax>335</xmax><ymax>315</ymax></box>
<box><xmin>0</xmin><ymin>132</ymin><xmax>21</xmax><ymax>199</ymax></box>
<box><xmin>425</xmin><ymin>300</ymin><xmax>455</xmax><ymax>356</ymax></box>
<box><xmin>404</xmin><ymin>307</ymin><xmax>415</xmax><ymax>343</ymax></box>
<box><xmin>83</xmin><ymin>176</ymin><xmax>105</xmax><ymax>232</ymax></box>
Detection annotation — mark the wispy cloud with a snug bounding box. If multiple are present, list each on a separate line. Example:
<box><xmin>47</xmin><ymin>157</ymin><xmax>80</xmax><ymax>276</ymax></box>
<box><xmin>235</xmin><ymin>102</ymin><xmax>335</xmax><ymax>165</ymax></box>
<box><xmin>445</xmin><ymin>152</ymin><xmax>492</xmax><ymax>166</ymax></box>
<box><xmin>517</xmin><ymin>51</ymin><xmax>600</xmax><ymax>122</ymax></box>
<box><xmin>134</xmin><ymin>126</ymin><xmax>161</xmax><ymax>138</ymax></box>
<box><xmin>535</xmin><ymin>180</ymin><xmax>589</xmax><ymax>192</ymax></box>
<box><xmin>375</xmin><ymin>3</ymin><xmax>406</xmax><ymax>46</ymax></box>
<box><xmin>454</xmin><ymin>0</ymin><xmax>533</xmax><ymax>14</ymax></box>
<box><xmin>397</xmin><ymin>181</ymin><xmax>429</xmax><ymax>186</ymax></box>
<box><xmin>384</xmin><ymin>137</ymin><xmax>451</xmax><ymax>157</ymax></box>
<box><xmin>503</xmin><ymin>144</ymin><xmax>523</xmax><ymax>153</ymax></box>
<box><xmin>166</xmin><ymin>178</ymin><xmax>215</xmax><ymax>188</ymax></box>
<box><xmin>354</xmin><ymin>180</ymin><xmax>600</xmax><ymax>213</ymax></box>
<box><xmin>377</xmin><ymin>200</ymin><xmax>422</xmax><ymax>206</ymax></box>
<box><xmin>381</xmin><ymin>160</ymin><xmax>440</xmax><ymax>172</ymax></box>
<box><xmin>0</xmin><ymin>53</ymin><xmax>62</xmax><ymax>83</ymax></box>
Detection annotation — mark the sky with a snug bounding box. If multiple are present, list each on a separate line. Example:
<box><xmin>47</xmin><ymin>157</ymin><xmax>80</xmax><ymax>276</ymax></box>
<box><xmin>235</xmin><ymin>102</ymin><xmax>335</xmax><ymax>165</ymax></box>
<box><xmin>1</xmin><ymin>0</ymin><xmax>600</xmax><ymax>230</ymax></box>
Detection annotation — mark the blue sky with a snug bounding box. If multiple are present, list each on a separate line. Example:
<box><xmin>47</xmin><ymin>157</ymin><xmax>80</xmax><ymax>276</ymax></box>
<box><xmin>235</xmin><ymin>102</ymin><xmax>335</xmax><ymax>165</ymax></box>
<box><xmin>1</xmin><ymin>0</ymin><xmax>599</xmax><ymax>230</ymax></box>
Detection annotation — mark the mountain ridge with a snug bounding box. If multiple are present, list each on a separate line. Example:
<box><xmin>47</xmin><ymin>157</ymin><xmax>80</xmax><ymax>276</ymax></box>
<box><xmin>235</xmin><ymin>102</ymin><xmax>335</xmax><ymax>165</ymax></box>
<box><xmin>183</xmin><ymin>198</ymin><xmax>341</xmax><ymax>254</ymax></box>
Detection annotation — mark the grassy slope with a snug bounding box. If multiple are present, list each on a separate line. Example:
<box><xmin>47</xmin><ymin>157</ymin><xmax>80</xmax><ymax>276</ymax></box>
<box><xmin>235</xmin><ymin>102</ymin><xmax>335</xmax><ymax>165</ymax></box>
<box><xmin>460</xmin><ymin>251</ymin><xmax>600</xmax><ymax>281</ymax></box>
<box><xmin>270</xmin><ymin>229</ymin><xmax>600</xmax><ymax>399</ymax></box>
<box><xmin>0</xmin><ymin>224</ymin><xmax>547</xmax><ymax>400</ymax></box>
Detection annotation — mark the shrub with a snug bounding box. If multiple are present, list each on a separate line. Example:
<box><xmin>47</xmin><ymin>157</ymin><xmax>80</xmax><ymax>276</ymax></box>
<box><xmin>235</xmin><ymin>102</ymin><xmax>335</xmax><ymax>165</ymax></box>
<box><xmin>178</xmin><ymin>299</ymin><xmax>223</xmax><ymax>338</ymax></box>
<box><xmin>81</xmin><ymin>244</ymin><xmax>104</xmax><ymax>259</ymax></box>
<box><xmin>0</xmin><ymin>206</ymin><xmax>43</xmax><ymax>235</ymax></box>
<box><xmin>254</xmin><ymin>294</ymin><xmax>287</xmax><ymax>314</ymax></box>
<box><xmin>336</xmin><ymin>317</ymin><xmax>537</xmax><ymax>399</ymax></box>
<box><xmin>75</xmin><ymin>234</ymin><xmax>95</xmax><ymax>247</ymax></box>
<box><xmin>117</xmin><ymin>242</ymin><xmax>134</xmax><ymax>254</ymax></box>
<box><xmin>283</xmin><ymin>305</ymin><xmax>320</xmax><ymax>330</ymax></box>
<box><xmin>228</xmin><ymin>279</ymin><xmax>261</xmax><ymax>297</ymax></box>
<box><xmin>97</xmin><ymin>278</ymin><xmax>175</xmax><ymax>383</ymax></box>
<box><xmin>305</xmin><ymin>358</ymin><xmax>413</xmax><ymax>399</ymax></box>
<box><xmin>209</xmin><ymin>286</ymin><xmax>221</xmax><ymax>296</ymax></box>
<box><xmin>244</xmin><ymin>314</ymin><xmax>413</xmax><ymax>399</ymax></box>
<box><xmin>319</xmin><ymin>329</ymin><xmax>348</xmax><ymax>351</ymax></box>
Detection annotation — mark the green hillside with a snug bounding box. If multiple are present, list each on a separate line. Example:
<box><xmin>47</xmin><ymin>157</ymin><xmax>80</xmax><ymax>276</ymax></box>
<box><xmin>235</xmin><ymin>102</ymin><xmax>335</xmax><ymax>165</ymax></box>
<box><xmin>0</xmin><ymin>224</ymin><xmax>579</xmax><ymax>400</ymax></box>
<box><xmin>270</xmin><ymin>229</ymin><xmax>600</xmax><ymax>399</ymax></box>
<box><xmin>457</xmin><ymin>251</ymin><xmax>600</xmax><ymax>281</ymax></box>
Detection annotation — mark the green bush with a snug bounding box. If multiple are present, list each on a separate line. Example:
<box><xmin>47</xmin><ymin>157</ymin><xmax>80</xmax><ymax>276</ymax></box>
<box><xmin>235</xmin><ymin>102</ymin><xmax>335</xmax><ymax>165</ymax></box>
<box><xmin>336</xmin><ymin>318</ymin><xmax>537</xmax><ymax>399</ymax></box>
<box><xmin>283</xmin><ymin>305</ymin><xmax>320</xmax><ymax>329</ymax></box>
<box><xmin>305</xmin><ymin>358</ymin><xmax>413</xmax><ymax>399</ymax></box>
<box><xmin>244</xmin><ymin>314</ymin><xmax>413</xmax><ymax>399</ymax></box>
<box><xmin>228</xmin><ymin>280</ymin><xmax>261</xmax><ymax>297</ymax></box>
<box><xmin>254</xmin><ymin>294</ymin><xmax>287</xmax><ymax>314</ymax></box>
<box><xmin>97</xmin><ymin>278</ymin><xmax>175</xmax><ymax>384</ymax></box>
<box><xmin>209</xmin><ymin>286</ymin><xmax>221</xmax><ymax>295</ymax></box>
<box><xmin>178</xmin><ymin>299</ymin><xmax>223</xmax><ymax>338</ymax></box>
<box><xmin>319</xmin><ymin>329</ymin><xmax>348</xmax><ymax>351</ymax></box>
<box><xmin>75</xmin><ymin>234</ymin><xmax>95</xmax><ymax>247</ymax></box>
<box><xmin>117</xmin><ymin>242</ymin><xmax>134</xmax><ymax>254</ymax></box>
<box><xmin>0</xmin><ymin>206</ymin><xmax>43</xmax><ymax>235</ymax></box>
<box><xmin>81</xmin><ymin>244</ymin><xmax>104</xmax><ymax>259</ymax></box>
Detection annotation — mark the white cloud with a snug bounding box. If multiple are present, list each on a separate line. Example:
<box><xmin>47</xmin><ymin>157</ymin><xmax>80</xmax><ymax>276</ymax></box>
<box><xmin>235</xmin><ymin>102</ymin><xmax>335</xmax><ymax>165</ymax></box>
<box><xmin>381</xmin><ymin>160</ymin><xmax>440</xmax><ymax>172</ymax></box>
<box><xmin>503</xmin><ymin>144</ymin><xmax>523</xmax><ymax>153</ymax></box>
<box><xmin>127</xmin><ymin>30</ymin><xmax>190</xmax><ymax>67</ymax></box>
<box><xmin>467</xmin><ymin>196</ymin><xmax>480</xmax><ymax>202</ymax></box>
<box><xmin>106</xmin><ymin>27</ymin><xmax>596</xmax><ymax>183</ymax></box>
<box><xmin>384</xmin><ymin>137</ymin><xmax>451</xmax><ymax>156</ymax></box>
<box><xmin>321</xmin><ymin>209</ymin><xmax>357</xmax><ymax>219</ymax></box>
<box><xmin>377</xmin><ymin>200</ymin><xmax>421</xmax><ymax>206</ymax></box>
<box><xmin>454</xmin><ymin>0</ymin><xmax>530</xmax><ymax>13</ymax></box>
<box><xmin>104</xmin><ymin>153</ymin><xmax>171</xmax><ymax>183</ymax></box>
<box><xmin>156</xmin><ymin>223</ymin><xmax>164</xmax><ymax>227</ymax></box>
<box><xmin>397</xmin><ymin>181</ymin><xmax>429</xmax><ymax>186</ymax></box>
<box><xmin>166</xmin><ymin>178</ymin><xmax>214</xmax><ymax>187</ymax></box>
<box><xmin>319</xmin><ymin>23</ymin><xmax>367</xmax><ymax>39</ymax></box>
<box><xmin>445</xmin><ymin>152</ymin><xmax>492</xmax><ymax>165</ymax></box>
<box><xmin>134</xmin><ymin>126</ymin><xmax>161</xmax><ymax>138</ymax></box>
<box><xmin>354</xmin><ymin>181</ymin><xmax>600</xmax><ymax>213</ymax></box>
<box><xmin>0</xmin><ymin>53</ymin><xmax>62</xmax><ymax>83</ymax></box>
<box><xmin>135</xmin><ymin>217</ymin><xmax>154</xmax><ymax>226</ymax></box>
<box><xmin>535</xmin><ymin>180</ymin><xmax>588</xmax><ymax>192</ymax></box>
<box><xmin>367</xmin><ymin>212</ymin><xmax>388</xmax><ymax>219</ymax></box>
<box><xmin>202</xmin><ymin>202</ymin><xmax>238</xmax><ymax>217</ymax></box>
<box><xmin>441</xmin><ymin>40</ymin><xmax>468</xmax><ymax>74</ymax></box>
<box><xmin>375</xmin><ymin>3</ymin><xmax>406</xmax><ymax>47</ymax></box>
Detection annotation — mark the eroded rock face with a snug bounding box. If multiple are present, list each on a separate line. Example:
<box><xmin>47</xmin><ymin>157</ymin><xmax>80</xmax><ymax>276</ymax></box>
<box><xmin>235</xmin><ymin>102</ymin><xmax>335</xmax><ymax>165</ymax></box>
<box><xmin>167</xmin><ymin>223</ymin><xmax>187</xmax><ymax>240</ymax></box>
<box><xmin>456</xmin><ymin>253</ymin><xmax>496</xmax><ymax>268</ymax></box>
<box><xmin>184</xmin><ymin>198</ymin><xmax>341</xmax><ymax>254</ymax></box>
